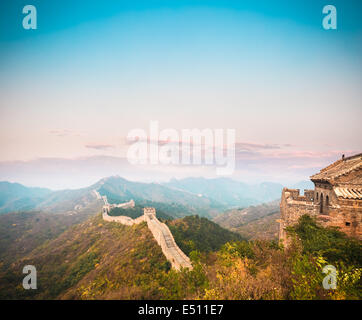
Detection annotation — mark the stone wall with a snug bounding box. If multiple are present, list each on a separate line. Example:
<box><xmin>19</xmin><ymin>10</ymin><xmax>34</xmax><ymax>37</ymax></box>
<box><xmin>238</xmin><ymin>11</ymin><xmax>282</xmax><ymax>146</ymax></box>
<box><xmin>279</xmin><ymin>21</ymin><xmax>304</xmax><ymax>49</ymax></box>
<box><xmin>100</xmin><ymin>197</ymin><xmax>192</xmax><ymax>270</ymax></box>
<box><xmin>279</xmin><ymin>188</ymin><xmax>318</xmax><ymax>246</ymax></box>
<box><xmin>110</xmin><ymin>199</ymin><xmax>135</xmax><ymax>209</ymax></box>
<box><xmin>102</xmin><ymin>207</ymin><xmax>145</xmax><ymax>225</ymax></box>
<box><xmin>325</xmin><ymin>202</ymin><xmax>362</xmax><ymax>239</ymax></box>
<box><xmin>144</xmin><ymin>211</ymin><xmax>192</xmax><ymax>270</ymax></box>
<box><xmin>279</xmin><ymin>187</ymin><xmax>362</xmax><ymax>246</ymax></box>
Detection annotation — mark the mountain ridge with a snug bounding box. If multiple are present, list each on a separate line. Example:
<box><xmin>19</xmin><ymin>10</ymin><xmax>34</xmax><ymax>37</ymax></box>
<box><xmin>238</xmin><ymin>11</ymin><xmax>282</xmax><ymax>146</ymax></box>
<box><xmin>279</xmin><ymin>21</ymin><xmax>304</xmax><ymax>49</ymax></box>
<box><xmin>0</xmin><ymin>176</ymin><xmax>313</xmax><ymax>219</ymax></box>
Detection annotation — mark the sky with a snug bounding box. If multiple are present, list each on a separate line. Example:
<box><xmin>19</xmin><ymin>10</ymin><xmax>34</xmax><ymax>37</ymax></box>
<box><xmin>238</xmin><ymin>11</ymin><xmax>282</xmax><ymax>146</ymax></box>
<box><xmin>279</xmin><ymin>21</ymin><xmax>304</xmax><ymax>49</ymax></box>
<box><xmin>0</xmin><ymin>0</ymin><xmax>361</xmax><ymax>189</ymax></box>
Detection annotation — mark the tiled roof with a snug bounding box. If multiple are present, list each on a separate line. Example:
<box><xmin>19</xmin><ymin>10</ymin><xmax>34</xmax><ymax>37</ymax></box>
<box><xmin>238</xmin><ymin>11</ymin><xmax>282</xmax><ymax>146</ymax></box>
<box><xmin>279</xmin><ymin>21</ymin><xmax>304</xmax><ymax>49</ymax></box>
<box><xmin>310</xmin><ymin>153</ymin><xmax>362</xmax><ymax>182</ymax></box>
<box><xmin>334</xmin><ymin>187</ymin><xmax>362</xmax><ymax>199</ymax></box>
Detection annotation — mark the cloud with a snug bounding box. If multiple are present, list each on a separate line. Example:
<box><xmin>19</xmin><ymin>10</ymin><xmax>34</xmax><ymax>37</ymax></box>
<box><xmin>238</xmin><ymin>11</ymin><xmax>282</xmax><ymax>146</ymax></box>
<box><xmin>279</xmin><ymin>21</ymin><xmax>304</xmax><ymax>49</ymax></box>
<box><xmin>126</xmin><ymin>137</ymin><xmax>287</xmax><ymax>150</ymax></box>
<box><xmin>49</xmin><ymin>129</ymin><xmax>81</xmax><ymax>137</ymax></box>
<box><xmin>235</xmin><ymin>142</ymin><xmax>282</xmax><ymax>151</ymax></box>
<box><xmin>85</xmin><ymin>144</ymin><xmax>115</xmax><ymax>150</ymax></box>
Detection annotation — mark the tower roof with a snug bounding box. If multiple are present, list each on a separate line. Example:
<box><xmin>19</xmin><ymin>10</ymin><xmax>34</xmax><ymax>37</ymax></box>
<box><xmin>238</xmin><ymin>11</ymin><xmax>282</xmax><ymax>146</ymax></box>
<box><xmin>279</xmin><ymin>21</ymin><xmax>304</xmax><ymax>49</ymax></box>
<box><xmin>334</xmin><ymin>186</ymin><xmax>362</xmax><ymax>199</ymax></box>
<box><xmin>310</xmin><ymin>153</ymin><xmax>362</xmax><ymax>183</ymax></box>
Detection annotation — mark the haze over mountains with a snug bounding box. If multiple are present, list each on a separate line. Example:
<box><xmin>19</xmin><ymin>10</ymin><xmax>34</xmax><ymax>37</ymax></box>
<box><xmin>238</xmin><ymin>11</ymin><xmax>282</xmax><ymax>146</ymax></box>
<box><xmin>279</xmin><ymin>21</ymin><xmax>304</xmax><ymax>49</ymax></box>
<box><xmin>164</xmin><ymin>177</ymin><xmax>283</xmax><ymax>207</ymax></box>
<box><xmin>0</xmin><ymin>182</ymin><xmax>52</xmax><ymax>214</ymax></box>
<box><xmin>0</xmin><ymin>177</ymin><xmax>221</xmax><ymax>217</ymax></box>
<box><xmin>0</xmin><ymin>176</ymin><xmax>313</xmax><ymax>217</ymax></box>
<box><xmin>0</xmin><ymin>154</ymin><xmax>333</xmax><ymax>190</ymax></box>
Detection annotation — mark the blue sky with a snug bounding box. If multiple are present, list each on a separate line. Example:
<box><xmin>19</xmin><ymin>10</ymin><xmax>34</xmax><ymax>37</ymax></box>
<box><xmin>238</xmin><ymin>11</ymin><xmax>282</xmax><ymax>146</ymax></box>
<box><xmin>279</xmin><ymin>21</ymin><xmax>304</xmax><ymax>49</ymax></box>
<box><xmin>0</xmin><ymin>0</ymin><xmax>361</xmax><ymax>188</ymax></box>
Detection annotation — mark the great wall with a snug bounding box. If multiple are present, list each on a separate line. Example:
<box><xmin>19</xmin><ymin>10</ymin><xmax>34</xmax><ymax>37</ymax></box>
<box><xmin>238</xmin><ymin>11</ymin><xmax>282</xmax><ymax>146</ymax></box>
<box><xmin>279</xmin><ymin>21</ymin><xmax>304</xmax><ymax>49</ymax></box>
<box><xmin>93</xmin><ymin>190</ymin><xmax>193</xmax><ymax>271</ymax></box>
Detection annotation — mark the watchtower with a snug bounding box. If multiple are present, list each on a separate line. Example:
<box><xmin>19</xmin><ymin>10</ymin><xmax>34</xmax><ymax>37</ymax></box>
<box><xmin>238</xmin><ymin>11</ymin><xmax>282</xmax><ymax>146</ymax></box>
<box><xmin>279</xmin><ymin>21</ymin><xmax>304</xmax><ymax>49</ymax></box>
<box><xmin>143</xmin><ymin>207</ymin><xmax>156</xmax><ymax>217</ymax></box>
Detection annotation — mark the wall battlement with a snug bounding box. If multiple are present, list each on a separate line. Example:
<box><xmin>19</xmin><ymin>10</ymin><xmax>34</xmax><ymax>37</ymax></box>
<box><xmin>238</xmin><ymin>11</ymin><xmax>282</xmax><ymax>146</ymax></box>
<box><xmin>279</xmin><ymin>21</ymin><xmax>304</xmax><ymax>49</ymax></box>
<box><xmin>284</xmin><ymin>188</ymin><xmax>314</xmax><ymax>202</ymax></box>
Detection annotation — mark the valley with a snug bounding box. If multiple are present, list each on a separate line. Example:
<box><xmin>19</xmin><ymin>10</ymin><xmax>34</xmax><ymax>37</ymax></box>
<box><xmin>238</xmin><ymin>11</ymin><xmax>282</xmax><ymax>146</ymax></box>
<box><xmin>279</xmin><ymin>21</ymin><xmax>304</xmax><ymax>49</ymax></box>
<box><xmin>213</xmin><ymin>201</ymin><xmax>280</xmax><ymax>240</ymax></box>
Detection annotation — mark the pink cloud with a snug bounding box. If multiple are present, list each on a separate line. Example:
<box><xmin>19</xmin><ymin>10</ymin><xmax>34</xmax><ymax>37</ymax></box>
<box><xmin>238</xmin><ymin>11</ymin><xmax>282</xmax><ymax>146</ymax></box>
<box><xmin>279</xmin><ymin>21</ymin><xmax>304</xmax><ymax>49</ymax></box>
<box><xmin>85</xmin><ymin>144</ymin><xmax>115</xmax><ymax>151</ymax></box>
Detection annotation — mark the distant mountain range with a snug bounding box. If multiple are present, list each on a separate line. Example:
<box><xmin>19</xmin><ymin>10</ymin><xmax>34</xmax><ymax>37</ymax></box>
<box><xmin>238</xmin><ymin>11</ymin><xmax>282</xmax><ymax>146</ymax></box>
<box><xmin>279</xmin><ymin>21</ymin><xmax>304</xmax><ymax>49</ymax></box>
<box><xmin>0</xmin><ymin>177</ymin><xmax>223</xmax><ymax>218</ymax></box>
<box><xmin>93</xmin><ymin>176</ymin><xmax>224</xmax><ymax>217</ymax></box>
<box><xmin>0</xmin><ymin>182</ymin><xmax>52</xmax><ymax>214</ymax></box>
<box><xmin>163</xmin><ymin>177</ymin><xmax>313</xmax><ymax>208</ymax></box>
<box><xmin>0</xmin><ymin>176</ymin><xmax>313</xmax><ymax>218</ymax></box>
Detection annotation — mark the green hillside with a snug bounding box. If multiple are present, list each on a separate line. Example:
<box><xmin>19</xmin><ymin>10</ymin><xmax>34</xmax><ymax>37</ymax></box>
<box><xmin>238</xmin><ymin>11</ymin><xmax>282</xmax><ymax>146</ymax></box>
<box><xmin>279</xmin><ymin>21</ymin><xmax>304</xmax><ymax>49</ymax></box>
<box><xmin>0</xmin><ymin>213</ymin><xmax>360</xmax><ymax>300</ymax></box>
<box><xmin>0</xmin><ymin>214</ymin><xmax>172</xmax><ymax>299</ymax></box>
<box><xmin>0</xmin><ymin>211</ymin><xmax>92</xmax><ymax>267</ymax></box>
<box><xmin>166</xmin><ymin>215</ymin><xmax>244</xmax><ymax>255</ymax></box>
<box><xmin>234</xmin><ymin>211</ymin><xmax>280</xmax><ymax>240</ymax></box>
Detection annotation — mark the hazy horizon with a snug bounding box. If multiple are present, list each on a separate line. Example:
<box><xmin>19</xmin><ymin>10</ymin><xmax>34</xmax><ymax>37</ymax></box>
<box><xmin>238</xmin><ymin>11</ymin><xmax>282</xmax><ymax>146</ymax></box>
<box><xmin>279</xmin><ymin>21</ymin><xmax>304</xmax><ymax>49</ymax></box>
<box><xmin>0</xmin><ymin>170</ymin><xmax>315</xmax><ymax>192</ymax></box>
